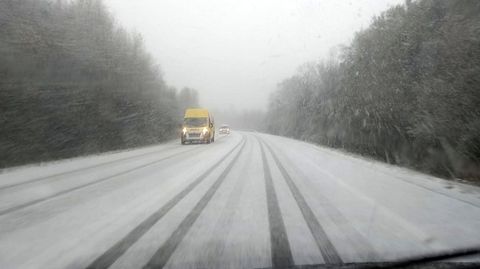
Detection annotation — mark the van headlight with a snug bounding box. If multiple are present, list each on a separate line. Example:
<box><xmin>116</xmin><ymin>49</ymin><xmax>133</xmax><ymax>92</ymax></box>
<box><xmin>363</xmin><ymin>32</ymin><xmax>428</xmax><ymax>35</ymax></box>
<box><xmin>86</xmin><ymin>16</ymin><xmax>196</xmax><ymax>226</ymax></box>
<box><xmin>202</xmin><ymin>127</ymin><xmax>208</xmax><ymax>135</ymax></box>
<box><xmin>182</xmin><ymin>127</ymin><xmax>187</xmax><ymax>134</ymax></box>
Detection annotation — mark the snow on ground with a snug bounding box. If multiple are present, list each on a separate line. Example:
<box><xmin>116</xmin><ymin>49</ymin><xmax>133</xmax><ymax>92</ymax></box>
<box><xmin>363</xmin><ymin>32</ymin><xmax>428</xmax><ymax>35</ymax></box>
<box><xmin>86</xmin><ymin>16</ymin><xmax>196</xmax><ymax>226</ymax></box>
<box><xmin>0</xmin><ymin>132</ymin><xmax>479</xmax><ymax>269</ymax></box>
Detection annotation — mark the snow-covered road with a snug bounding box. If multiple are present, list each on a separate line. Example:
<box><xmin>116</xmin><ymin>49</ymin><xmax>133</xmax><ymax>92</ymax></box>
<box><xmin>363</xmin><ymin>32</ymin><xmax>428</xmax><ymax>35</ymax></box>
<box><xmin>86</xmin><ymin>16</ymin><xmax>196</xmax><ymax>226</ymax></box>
<box><xmin>1</xmin><ymin>132</ymin><xmax>480</xmax><ymax>268</ymax></box>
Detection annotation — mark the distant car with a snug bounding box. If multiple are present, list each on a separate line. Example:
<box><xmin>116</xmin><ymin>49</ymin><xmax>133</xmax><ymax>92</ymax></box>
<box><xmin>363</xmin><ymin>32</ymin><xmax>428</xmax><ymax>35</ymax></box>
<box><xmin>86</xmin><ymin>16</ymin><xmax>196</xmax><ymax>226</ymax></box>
<box><xmin>219</xmin><ymin>124</ymin><xmax>230</xmax><ymax>134</ymax></box>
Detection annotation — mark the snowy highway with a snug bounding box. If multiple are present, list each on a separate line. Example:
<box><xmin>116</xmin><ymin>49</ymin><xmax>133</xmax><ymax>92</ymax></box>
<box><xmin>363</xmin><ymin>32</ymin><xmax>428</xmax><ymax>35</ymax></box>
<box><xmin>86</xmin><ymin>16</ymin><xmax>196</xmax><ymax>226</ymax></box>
<box><xmin>1</xmin><ymin>132</ymin><xmax>480</xmax><ymax>268</ymax></box>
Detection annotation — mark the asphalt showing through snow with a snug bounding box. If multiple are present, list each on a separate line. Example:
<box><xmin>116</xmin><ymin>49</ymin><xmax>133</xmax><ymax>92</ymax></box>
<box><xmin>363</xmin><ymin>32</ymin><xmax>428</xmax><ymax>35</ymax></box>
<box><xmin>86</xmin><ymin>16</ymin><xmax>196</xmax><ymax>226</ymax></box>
<box><xmin>1</xmin><ymin>132</ymin><xmax>480</xmax><ymax>269</ymax></box>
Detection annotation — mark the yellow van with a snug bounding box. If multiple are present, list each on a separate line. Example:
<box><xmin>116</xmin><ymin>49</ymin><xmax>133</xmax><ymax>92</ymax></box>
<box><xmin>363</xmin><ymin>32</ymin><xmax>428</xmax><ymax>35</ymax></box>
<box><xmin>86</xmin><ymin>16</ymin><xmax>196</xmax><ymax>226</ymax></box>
<box><xmin>181</xmin><ymin>108</ymin><xmax>215</xmax><ymax>144</ymax></box>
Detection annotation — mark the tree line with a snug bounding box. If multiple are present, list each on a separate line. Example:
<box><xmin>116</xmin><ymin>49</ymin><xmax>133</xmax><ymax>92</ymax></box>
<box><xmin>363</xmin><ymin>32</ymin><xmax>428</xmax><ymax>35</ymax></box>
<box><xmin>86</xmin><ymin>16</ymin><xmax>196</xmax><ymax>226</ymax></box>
<box><xmin>266</xmin><ymin>0</ymin><xmax>480</xmax><ymax>179</ymax></box>
<box><xmin>0</xmin><ymin>0</ymin><xmax>198</xmax><ymax>168</ymax></box>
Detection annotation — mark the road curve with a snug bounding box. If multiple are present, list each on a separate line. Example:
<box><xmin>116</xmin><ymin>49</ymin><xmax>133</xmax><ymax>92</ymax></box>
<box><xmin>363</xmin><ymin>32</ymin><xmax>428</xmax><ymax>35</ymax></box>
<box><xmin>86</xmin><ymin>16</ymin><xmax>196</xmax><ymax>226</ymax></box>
<box><xmin>0</xmin><ymin>132</ymin><xmax>479</xmax><ymax>268</ymax></box>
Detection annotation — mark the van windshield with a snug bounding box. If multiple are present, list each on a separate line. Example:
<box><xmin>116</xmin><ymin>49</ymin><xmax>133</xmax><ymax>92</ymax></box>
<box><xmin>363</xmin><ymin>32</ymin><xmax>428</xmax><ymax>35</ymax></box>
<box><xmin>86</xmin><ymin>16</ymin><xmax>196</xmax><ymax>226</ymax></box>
<box><xmin>184</xmin><ymin>118</ymin><xmax>207</xmax><ymax>127</ymax></box>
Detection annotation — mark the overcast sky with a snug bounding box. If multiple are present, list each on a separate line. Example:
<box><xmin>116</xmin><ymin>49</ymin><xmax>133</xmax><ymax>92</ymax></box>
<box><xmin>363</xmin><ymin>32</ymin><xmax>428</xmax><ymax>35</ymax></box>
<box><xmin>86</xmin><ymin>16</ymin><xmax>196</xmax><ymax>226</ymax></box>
<box><xmin>104</xmin><ymin>0</ymin><xmax>404</xmax><ymax>111</ymax></box>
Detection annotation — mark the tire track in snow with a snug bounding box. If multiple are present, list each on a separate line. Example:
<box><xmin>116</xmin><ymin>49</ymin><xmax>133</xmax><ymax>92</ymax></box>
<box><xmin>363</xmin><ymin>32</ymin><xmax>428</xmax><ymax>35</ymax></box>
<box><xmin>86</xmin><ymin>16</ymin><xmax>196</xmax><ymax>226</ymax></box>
<box><xmin>200</xmin><ymin>136</ymin><xmax>254</xmax><ymax>266</ymax></box>
<box><xmin>0</xmin><ymin>143</ymin><xmax>211</xmax><ymax>217</ymax></box>
<box><xmin>259</xmin><ymin>140</ymin><xmax>295</xmax><ymax>268</ymax></box>
<box><xmin>259</xmin><ymin>137</ymin><xmax>343</xmax><ymax>265</ymax></box>
<box><xmin>0</xmin><ymin>143</ymin><xmax>182</xmax><ymax>191</ymax></box>
<box><xmin>142</xmin><ymin>138</ymin><xmax>247</xmax><ymax>269</ymax></box>
<box><xmin>1</xmin><ymin>136</ymin><xmax>229</xmax><ymax>192</ymax></box>
<box><xmin>86</xmin><ymin>136</ymin><xmax>245</xmax><ymax>269</ymax></box>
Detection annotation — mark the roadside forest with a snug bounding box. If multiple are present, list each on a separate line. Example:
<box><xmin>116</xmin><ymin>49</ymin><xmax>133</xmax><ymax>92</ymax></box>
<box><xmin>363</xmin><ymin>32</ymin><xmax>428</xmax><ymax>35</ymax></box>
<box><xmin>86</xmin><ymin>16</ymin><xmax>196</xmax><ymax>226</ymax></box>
<box><xmin>0</xmin><ymin>0</ymin><xmax>198</xmax><ymax>168</ymax></box>
<box><xmin>266</xmin><ymin>0</ymin><xmax>480</xmax><ymax>179</ymax></box>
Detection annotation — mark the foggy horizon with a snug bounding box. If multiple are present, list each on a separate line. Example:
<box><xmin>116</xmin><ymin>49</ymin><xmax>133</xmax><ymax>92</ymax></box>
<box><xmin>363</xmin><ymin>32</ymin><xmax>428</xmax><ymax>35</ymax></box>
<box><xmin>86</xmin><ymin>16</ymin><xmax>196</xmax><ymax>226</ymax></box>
<box><xmin>104</xmin><ymin>0</ymin><xmax>403</xmax><ymax>111</ymax></box>
<box><xmin>2</xmin><ymin>1</ymin><xmax>480</xmax><ymax>267</ymax></box>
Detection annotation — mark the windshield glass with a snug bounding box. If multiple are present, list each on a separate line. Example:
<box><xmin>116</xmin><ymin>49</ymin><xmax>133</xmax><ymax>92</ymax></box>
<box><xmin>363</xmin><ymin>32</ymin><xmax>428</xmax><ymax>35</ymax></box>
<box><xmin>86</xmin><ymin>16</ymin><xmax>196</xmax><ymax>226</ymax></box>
<box><xmin>184</xmin><ymin>118</ymin><xmax>207</xmax><ymax>127</ymax></box>
<box><xmin>1</xmin><ymin>0</ymin><xmax>480</xmax><ymax>268</ymax></box>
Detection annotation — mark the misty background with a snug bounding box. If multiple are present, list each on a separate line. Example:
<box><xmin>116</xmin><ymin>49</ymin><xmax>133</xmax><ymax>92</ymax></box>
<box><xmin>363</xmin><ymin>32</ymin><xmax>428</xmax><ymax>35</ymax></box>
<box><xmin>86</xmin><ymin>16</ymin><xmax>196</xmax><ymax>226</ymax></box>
<box><xmin>1</xmin><ymin>0</ymin><xmax>479</xmax><ymax>181</ymax></box>
<box><xmin>104</xmin><ymin>0</ymin><xmax>402</xmax><ymax>111</ymax></box>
